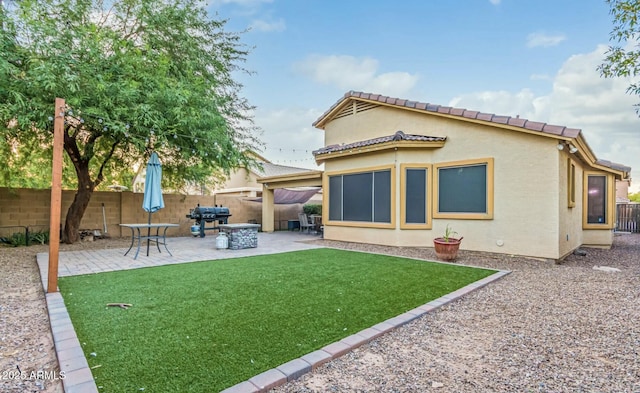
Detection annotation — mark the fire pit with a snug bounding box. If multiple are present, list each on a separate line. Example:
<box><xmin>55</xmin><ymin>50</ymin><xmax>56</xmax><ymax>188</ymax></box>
<box><xmin>186</xmin><ymin>205</ymin><xmax>232</xmax><ymax>238</ymax></box>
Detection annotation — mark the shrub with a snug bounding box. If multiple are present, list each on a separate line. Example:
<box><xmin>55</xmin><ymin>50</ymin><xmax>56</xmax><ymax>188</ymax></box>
<box><xmin>0</xmin><ymin>232</ymin><xmax>27</xmax><ymax>247</ymax></box>
<box><xmin>0</xmin><ymin>229</ymin><xmax>49</xmax><ymax>247</ymax></box>
<box><xmin>30</xmin><ymin>230</ymin><xmax>50</xmax><ymax>245</ymax></box>
<box><xmin>303</xmin><ymin>204</ymin><xmax>322</xmax><ymax>215</ymax></box>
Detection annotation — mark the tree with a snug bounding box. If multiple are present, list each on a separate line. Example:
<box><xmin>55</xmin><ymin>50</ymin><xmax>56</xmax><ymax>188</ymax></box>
<box><xmin>0</xmin><ymin>0</ymin><xmax>260</xmax><ymax>243</ymax></box>
<box><xmin>599</xmin><ymin>0</ymin><xmax>640</xmax><ymax>112</ymax></box>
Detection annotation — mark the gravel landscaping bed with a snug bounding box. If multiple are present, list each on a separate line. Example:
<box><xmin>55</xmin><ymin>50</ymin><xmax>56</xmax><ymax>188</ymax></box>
<box><xmin>1</xmin><ymin>233</ymin><xmax>638</xmax><ymax>392</ymax></box>
<box><xmin>273</xmin><ymin>234</ymin><xmax>640</xmax><ymax>393</ymax></box>
<box><xmin>0</xmin><ymin>237</ymin><xmax>131</xmax><ymax>393</ymax></box>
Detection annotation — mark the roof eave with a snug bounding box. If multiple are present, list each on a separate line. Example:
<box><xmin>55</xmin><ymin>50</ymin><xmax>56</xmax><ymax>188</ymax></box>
<box><xmin>256</xmin><ymin>170</ymin><xmax>323</xmax><ymax>184</ymax></box>
<box><xmin>314</xmin><ymin>140</ymin><xmax>445</xmax><ymax>164</ymax></box>
<box><xmin>313</xmin><ymin>94</ymin><xmax>353</xmax><ymax>130</ymax></box>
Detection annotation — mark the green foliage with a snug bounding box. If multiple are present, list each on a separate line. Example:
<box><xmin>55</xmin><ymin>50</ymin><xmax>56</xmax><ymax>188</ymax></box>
<box><xmin>0</xmin><ymin>0</ymin><xmax>261</xmax><ymax>190</ymax></box>
<box><xmin>599</xmin><ymin>0</ymin><xmax>640</xmax><ymax>111</ymax></box>
<box><xmin>0</xmin><ymin>231</ymin><xmax>27</xmax><ymax>247</ymax></box>
<box><xmin>442</xmin><ymin>224</ymin><xmax>458</xmax><ymax>242</ymax></box>
<box><xmin>59</xmin><ymin>248</ymin><xmax>495</xmax><ymax>391</ymax></box>
<box><xmin>30</xmin><ymin>229</ymin><xmax>50</xmax><ymax>245</ymax></box>
<box><xmin>303</xmin><ymin>203</ymin><xmax>322</xmax><ymax>215</ymax></box>
<box><xmin>0</xmin><ymin>228</ymin><xmax>48</xmax><ymax>246</ymax></box>
<box><xmin>629</xmin><ymin>192</ymin><xmax>640</xmax><ymax>202</ymax></box>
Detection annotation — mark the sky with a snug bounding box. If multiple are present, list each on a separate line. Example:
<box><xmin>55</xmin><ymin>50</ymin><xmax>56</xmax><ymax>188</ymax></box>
<box><xmin>207</xmin><ymin>0</ymin><xmax>640</xmax><ymax>192</ymax></box>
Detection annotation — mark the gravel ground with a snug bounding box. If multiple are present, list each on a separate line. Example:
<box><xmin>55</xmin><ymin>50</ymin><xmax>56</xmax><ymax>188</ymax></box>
<box><xmin>1</xmin><ymin>234</ymin><xmax>638</xmax><ymax>393</ymax></box>
<box><xmin>0</xmin><ymin>237</ymin><xmax>132</xmax><ymax>393</ymax></box>
<box><xmin>273</xmin><ymin>234</ymin><xmax>640</xmax><ymax>393</ymax></box>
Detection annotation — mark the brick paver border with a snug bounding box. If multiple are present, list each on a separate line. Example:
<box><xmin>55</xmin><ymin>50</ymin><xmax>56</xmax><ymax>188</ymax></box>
<box><xmin>37</xmin><ymin>247</ymin><xmax>510</xmax><ymax>393</ymax></box>
<box><xmin>219</xmin><ymin>269</ymin><xmax>511</xmax><ymax>393</ymax></box>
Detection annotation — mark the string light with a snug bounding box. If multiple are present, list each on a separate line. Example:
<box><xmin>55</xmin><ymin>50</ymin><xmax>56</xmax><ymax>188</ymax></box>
<box><xmin>265</xmin><ymin>146</ymin><xmax>313</xmax><ymax>154</ymax></box>
<box><xmin>43</xmin><ymin>106</ymin><xmax>277</xmax><ymax>167</ymax></box>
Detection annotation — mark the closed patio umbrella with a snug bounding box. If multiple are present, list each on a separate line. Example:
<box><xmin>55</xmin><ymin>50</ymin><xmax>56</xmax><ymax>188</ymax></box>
<box><xmin>142</xmin><ymin>152</ymin><xmax>165</xmax><ymax>255</ymax></box>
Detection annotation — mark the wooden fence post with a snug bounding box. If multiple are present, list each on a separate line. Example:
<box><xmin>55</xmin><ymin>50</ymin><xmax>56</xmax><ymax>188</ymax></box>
<box><xmin>47</xmin><ymin>98</ymin><xmax>65</xmax><ymax>293</ymax></box>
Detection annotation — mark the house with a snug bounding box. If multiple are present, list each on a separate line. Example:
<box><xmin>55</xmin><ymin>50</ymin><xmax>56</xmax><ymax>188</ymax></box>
<box><xmin>616</xmin><ymin>178</ymin><xmax>632</xmax><ymax>204</ymax></box>
<box><xmin>286</xmin><ymin>91</ymin><xmax>629</xmax><ymax>260</ymax></box>
<box><xmin>215</xmin><ymin>153</ymin><xmax>315</xmax><ymax>198</ymax></box>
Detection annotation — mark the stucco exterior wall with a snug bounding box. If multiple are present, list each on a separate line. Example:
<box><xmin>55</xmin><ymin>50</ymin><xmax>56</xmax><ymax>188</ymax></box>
<box><xmin>558</xmin><ymin>154</ymin><xmax>585</xmax><ymax>257</ymax></box>
<box><xmin>214</xmin><ymin>168</ymin><xmax>261</xmax><ymax>196</ymax></box>
<box><xmin>221</xmin><ymin>168</ymin><xmax>258</xmax><ymax>189</ymax></box>
<box><xmin>321</xmin><ymin>106</ymin><xmax>568</xmax><ymax>259</ymax></box>
<box><xmin>582</xmin><ymin>229</ymin><xmax>614</xmax><ymax>247</ymax></box>
<box><xmin>616</xmin><ymin>178</ymin><xmax>631</xmax><ymax>200</ymax></box>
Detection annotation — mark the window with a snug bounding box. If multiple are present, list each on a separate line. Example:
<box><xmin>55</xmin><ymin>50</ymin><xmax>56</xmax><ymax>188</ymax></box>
<box><xmin>400</xmin><ymin>164</ymin><xmax>432</xmax><ymax>228</ymax></box>
<box><xmin>568</xmin><ymin>159</ymin><xmax>576</xmax><ymax>208</ymax></box>
<box><xmin>586</xmin><ymin>174</ymin><xmax>607</xmax><ymax>224</ymax></box>
<box><xmin>433</xmin><ymin>158</ymin><xmax>494</xmax><ymax>219</ymax></box>
<box><xmin>583</xmin><ymin>171</ymin><xmax>614</xmax><ymax>229</ymax></box>
<box><xmin>327</xmin><ymin>166</ymin><xmax>394</xmax><ymax>227</ymax></box>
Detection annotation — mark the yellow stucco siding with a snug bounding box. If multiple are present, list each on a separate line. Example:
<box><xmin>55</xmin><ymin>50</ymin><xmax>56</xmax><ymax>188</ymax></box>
<box><xmin>223</xmin><ymin>168</ymin><xmax>260</xmax><ymax>190</ymax></box>
<box><xmin>324</xmin><ymin>106</ymin><xmax>439</xmax><ymax>146</ymax></box>
<box><xmin>582</xmin><ymin>229</ymin><xmax>614</xmax><ymax>248</ymax></box>
<box><xmin>558</xmin><ymin>154</ymin><xmax>585</xmax><ymax>257</ymax></box>
<box><xmin>321</xmin><ymin>109</ymin><xmax>567</xmax><ymax>259</ymax></box>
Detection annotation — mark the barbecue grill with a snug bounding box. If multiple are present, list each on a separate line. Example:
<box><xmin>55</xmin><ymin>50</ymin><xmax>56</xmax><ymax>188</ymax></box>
<box><xmin>186</xmin><ymin>204</ymin><xmax>231</xmax><ymax>237</ymax></box>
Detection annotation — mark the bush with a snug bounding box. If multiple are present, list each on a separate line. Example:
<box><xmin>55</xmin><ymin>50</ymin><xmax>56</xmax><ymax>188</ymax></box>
<box><xmin>0</xmin><ymin>229</ymin><xmax>49</xmax><ymax>247</ymax></box>
<box><xmin>30</xmin><ymin>230</ymin><xmax>50</xmax><ymax>245</ymax></box>
<box><xmin>0</xmin><ymin>232</ymin><xmax>27</xmax><ymax>247</ymax></box>
<box><xmin>303</xmin><ymin>204</ymin><xmax>322</xmax><ymax>215</ymax></box>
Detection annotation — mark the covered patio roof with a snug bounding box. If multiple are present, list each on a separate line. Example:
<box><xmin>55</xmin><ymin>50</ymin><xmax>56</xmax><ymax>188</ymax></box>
<box><xmin>256</xmin><ymin>170</ymin><xmax>323</xmax><ymax>232</ymax></box>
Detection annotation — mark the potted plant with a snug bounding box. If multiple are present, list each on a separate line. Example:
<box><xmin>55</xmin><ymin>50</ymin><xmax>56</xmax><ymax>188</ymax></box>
<box><xmin>433</xmin><ymin>224</ymin><xmax>463</xmax><ymax>261</ymax></box>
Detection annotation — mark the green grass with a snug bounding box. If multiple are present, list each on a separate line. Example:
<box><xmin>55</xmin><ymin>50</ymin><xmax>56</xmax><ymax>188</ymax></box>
<box><xmin>58</xmin><ymin>248</ymin><xmax>496</xmax><ymax>392</ymax></box>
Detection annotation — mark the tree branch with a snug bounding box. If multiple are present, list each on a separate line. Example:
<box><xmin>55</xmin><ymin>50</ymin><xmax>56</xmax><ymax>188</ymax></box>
<box><xmin>95</xmin><ymin>138</ymin><xmax>121</xmax><ymax>186</ymax></box>
<box><xmin>63</xmin><ymin>124</ymin><xmax>85</xmax><ymax>176</ymax></box>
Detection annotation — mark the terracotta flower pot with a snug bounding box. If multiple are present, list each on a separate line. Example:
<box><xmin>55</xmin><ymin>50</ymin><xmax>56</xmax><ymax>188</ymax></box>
<box><xmin>433</xmin><ymin>237</ymin><xmax>463</xmax><ymax>261</ymax></box>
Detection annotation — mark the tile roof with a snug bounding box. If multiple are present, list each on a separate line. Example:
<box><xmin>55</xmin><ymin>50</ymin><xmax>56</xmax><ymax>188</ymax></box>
<box><xmin>314</xmin><ymin>91</ymin><xmax>583</xmax><ymax>139</ymax></box>
<box><xmin>313</xmin><ymin>130</ymin><xmax>446</xmax><ymax>155</ymax></box>
<box><xmin>595</xmin><ymin>159</ymin><xmax>631</xmax><ymax>173</ymax></box>
<box><xmin>313</xmin><ymin>91</ymin><xmax>631</xmax><ymax>173</ymax></box>
<box><xmin>255</xmin><ymin>161</ymin><xmax>314</xmax><ymax>177</ymax></box>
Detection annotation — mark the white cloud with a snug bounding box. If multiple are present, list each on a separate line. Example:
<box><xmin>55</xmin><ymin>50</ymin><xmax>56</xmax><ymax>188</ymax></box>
<box><xmin>253</xmin><ymin>107</ymin><xmax>325</xmax><ymax>170</ymax></box>
<box><xmin>293</xmin><ymin>54</ymin><xmax>420</xmax><ymax>97</ymax></box>
<box><xmin>527</xmin><ymin>32</ymin><xmax>567</xmax><ymax>48</ymax></box>
<box><xmin>449</xmin><ymin>44</ymin><xmax>640</xmax><ymax>191</ymax></box>
<box><xmin>449</xmin><ymin>89</ymin><xmax>542</xmax><ymax>119</ymax></box>
<box><xmin>530</xmin><ymin>73</ymin><xmax>551</xmax><ymax>81</ymax></box>
<box><xmin>249</xmin><ymin>18</ymin><xmax>285</xmax><ymax>32</ymax></box>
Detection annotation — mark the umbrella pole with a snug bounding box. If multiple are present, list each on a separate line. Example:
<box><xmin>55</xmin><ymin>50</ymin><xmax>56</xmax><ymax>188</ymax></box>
<box><xmin>147</xmin><ymin>211</ymin><xmax>151</xmax><ymax>256</ymax></box>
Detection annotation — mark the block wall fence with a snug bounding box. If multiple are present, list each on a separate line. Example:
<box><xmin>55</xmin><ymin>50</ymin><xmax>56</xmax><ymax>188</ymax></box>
<box><xmin>0</xmin><ymin>188</ymin><xmax>303</xmax><ymax>238</ymax></box>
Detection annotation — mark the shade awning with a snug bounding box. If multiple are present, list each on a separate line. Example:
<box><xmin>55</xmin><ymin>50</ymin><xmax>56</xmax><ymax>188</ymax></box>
<box><xmin>251</xmin><ymin>188</ymin><xmax>320</xmax><ymax>204</ymax></box>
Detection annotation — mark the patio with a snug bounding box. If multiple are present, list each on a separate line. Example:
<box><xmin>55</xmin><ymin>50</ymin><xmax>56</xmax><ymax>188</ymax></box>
<box><xmin>37</xmin><ymin>231</ymin><xmax>324</xmax><ymax>290</ymax></box>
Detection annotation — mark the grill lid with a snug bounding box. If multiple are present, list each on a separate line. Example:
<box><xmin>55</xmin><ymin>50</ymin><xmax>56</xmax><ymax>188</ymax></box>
<box><xmin>193</xmin><ymin>206</ymin><xmax>230</xmax><ymax>215</ymax></box>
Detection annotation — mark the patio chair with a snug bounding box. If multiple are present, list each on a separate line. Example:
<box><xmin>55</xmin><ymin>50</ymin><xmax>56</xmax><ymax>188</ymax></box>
<box><xmin>298</xmin><ymin>213</ymin><xmax>315</xmax><ymax>234</ymax></box>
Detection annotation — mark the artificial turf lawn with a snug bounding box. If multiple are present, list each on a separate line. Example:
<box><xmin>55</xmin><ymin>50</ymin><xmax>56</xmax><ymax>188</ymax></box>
<box><xmin>58</xmin><ymin>248</ymin><xmax>496</xmax><ymax>392</ymax></box>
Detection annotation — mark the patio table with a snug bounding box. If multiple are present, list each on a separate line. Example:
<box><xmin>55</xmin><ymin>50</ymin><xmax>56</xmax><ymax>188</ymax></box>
<box><xmin>119</xmin><ymin>223</ymin><xmax>180</xmax><ymax>259</ymax></box>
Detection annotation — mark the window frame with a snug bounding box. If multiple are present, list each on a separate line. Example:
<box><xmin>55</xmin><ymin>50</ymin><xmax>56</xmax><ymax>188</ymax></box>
<box><xmin>433</xmin><ymin>157</ymin><xmax>494</xmax><ymax>220</ymax></box>
<box><xmin>568</xmin><ymin>158</ymin><xmax>576</xmax><ymax>208</ymax></box>
<box><xmin>323</xmin><ymin>164</ymin><xmax>396</xmax><ymax>229</ymax></box>
<box><xmin>583</xmin><ymin>171</ymin><xmax>614</xmax><ymax>229</ymax></box>
<box><xmin>400</xmin><ymin>163</ymin><xmax>433</xmax><ymax>229</ymax></box>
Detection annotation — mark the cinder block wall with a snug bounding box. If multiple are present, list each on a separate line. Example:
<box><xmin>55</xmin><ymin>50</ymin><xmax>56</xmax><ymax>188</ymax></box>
<box><xmin>0</xmin><ymin>188</ymin><xmax>303</xmax><ymax>237</ymax></box>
